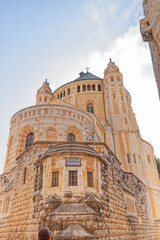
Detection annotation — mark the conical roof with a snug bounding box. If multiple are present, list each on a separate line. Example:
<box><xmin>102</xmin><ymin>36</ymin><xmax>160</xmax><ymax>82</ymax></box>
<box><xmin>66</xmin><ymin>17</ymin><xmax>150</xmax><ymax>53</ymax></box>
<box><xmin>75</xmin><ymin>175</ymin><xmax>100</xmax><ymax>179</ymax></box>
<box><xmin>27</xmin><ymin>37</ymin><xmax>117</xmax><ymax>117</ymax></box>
<box><xmin>38</xmin><ymin>79</ymin><xmax>52</xmax><ymax>94</ymax></box>
<box><xmin>104</xmin><ymin>59</ymin><xmax>120</xmax><ymax>74</ymax></box>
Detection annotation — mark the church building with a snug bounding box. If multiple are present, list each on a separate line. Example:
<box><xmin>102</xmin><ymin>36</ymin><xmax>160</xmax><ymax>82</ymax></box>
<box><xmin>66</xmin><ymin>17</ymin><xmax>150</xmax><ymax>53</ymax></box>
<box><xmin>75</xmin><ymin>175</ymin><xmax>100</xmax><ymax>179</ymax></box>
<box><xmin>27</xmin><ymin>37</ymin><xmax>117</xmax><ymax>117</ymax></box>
<box><xmin>0</xmin><ymin>60</ymin><xmax>160</xmax><ymax>239</ymax></box>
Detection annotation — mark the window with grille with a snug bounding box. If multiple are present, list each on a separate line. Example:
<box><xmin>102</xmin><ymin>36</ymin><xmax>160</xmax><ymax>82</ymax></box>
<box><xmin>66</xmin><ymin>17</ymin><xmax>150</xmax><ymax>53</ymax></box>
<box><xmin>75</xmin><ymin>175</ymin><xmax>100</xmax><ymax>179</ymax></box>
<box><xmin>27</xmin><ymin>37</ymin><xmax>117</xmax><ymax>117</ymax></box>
<box><xmin>87</xmin><ymin>85</ymin><xmax>91</xmax><ymax>91</ymax></box>
<box><xmin>83</xmin><ymin>85</ymin><xmax>86</xmax><ymax>92</ymax></box>
<box><xmin>52</xmin><ymin>171</ymin><xmax>59</xmax><ymax>187</ymax></box>
<box><xmin>25</xmin><ymin>133</ymin><xmax>34</xmax><ymax>149</ymax></box>
<box><xmin>92</xmin><ymin>85</ymin><xmax>95</xmax><ymax>91</ymax></box>
<box><xmin>69</xmin><ymin>171</ymin><xmax>77</xmax><ymax>186</ymax></box>
<box><xmin>87</xmin><ymin>171</ymin><xmax>93</xmax><ymax>187</ymax></box>
<box><xmin>87</xmin><ymin>103</ymin><xmax>94</xmax><ymax>114</ymax></box>
<box><xmin>68</xmin><ymin>133</ymin><xmax>76</xmax><ymax>142</ymax></box>
<box><xmin>98</xmin><ymin>84</ymin><xmax>101</xmax><ymax>91</ymax></box>
<box><xmin>77</xmin><ymin>86</ymin><xmax>80</xmax><ymax>93</ymax></box>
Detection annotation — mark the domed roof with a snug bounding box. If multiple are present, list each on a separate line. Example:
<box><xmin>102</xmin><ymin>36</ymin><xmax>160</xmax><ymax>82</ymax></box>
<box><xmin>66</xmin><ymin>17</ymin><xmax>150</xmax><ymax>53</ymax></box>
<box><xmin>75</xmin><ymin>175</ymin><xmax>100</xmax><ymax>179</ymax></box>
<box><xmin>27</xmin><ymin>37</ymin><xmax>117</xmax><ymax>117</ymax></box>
<box><xmin>74</xmin><ymin>71</ymin><xmax>102</xmax><ymax>81</ymax></box>
<box><xmin>40</xmin><ymin>143</ymin><xmax>101</xmax><ymax>159</ymax></box>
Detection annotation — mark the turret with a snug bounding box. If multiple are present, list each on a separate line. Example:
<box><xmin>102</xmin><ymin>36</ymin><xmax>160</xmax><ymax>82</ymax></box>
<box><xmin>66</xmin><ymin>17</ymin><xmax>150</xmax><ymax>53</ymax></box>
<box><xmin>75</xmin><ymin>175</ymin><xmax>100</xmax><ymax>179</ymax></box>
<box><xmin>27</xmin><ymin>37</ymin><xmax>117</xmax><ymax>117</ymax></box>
<box><xmin>103</xmin><ymin>59</ymin><xmax>142</xmax><ymax>175</ymax></box>
<box><xmin>36</xmin><ymin>79</ymin><xmax>52</xmax><ymax>105</ymax></box>
<box><xmin>103</xmin><ymin>59</ymin><xmax>138</xmax><ymax>132</ymax></box>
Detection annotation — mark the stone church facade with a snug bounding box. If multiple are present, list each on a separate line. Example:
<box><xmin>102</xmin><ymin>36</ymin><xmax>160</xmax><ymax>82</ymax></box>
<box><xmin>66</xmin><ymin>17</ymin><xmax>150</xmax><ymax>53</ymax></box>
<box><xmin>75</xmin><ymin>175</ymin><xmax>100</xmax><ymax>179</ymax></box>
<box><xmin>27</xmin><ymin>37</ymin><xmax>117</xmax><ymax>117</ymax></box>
<box><xmin>0</xmin><ymin>60</ymin><xmax>160</xmax><ymax>239</ymax></box>
<box><xmin>140</xmin><ymin>0</ymin><xmax>160</xmax><ymax>98</ymax></box>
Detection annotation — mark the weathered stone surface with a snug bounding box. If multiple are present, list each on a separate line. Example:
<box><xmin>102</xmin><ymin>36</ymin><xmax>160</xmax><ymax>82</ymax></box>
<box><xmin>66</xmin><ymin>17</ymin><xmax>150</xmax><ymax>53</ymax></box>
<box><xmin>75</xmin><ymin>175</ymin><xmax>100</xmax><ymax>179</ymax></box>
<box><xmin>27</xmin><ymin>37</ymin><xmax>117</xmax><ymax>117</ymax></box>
<box><xmin>0</xmin><ymin>61</ymin><xmax>160</xmax><ymax>239</ymax></box>
<box><xmin>55</xmin><ymin>224</ymin><xmax>94</xmax><ymax>239</ymax></box>
<box><xmin>140</xmin><ymin>0</ymin><xmax>160</xmax><ymax>98</ymax></box>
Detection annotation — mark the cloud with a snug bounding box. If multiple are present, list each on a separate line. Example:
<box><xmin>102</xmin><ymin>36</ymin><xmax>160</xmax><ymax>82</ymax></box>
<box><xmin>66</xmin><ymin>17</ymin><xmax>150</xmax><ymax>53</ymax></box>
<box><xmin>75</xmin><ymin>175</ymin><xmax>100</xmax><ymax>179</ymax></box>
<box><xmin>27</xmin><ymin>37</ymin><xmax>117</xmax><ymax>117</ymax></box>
<box><xmin>0</xmin><ymin>1</ymin><xmax>159</xmax><ymax>175</ymax></box>
<box><xmin>141</xmin><ymin>63</ymin><xmax>155</xmax><ymax>79</ymax></box>
<box><xmin>87</xmin><ymin>23</ymin><xmax>160</xmax><ymax>157</ymax></box>
<box><xmin>122</xmin><ymin>0</ymin><xmax>144</xmax><ymax>23</ymax></box>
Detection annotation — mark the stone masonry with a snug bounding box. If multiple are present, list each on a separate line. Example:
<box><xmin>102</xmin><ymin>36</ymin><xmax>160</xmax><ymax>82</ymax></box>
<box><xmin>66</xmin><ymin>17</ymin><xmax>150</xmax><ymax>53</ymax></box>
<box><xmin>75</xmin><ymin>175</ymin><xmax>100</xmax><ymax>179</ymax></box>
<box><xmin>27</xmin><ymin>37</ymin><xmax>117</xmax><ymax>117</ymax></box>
<box><xmin>0</xmin><ymin>61</ymin><xmax>160</xmax><ymax>239</ymax></box>
<box><xmin>140</xmin><ymin>0</ymin><xmax>160</xmax><ymax>98</ymax></box>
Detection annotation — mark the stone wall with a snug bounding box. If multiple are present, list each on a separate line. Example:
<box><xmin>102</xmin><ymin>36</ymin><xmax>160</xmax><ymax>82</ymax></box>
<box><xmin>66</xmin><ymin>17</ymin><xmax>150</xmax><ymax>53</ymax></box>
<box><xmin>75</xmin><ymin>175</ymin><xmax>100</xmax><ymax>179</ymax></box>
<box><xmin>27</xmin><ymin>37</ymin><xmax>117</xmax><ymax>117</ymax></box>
<box><xmin>1</xmin><ymin>142</ymin><xmax>160</xmax><ymax>240</ymax></box>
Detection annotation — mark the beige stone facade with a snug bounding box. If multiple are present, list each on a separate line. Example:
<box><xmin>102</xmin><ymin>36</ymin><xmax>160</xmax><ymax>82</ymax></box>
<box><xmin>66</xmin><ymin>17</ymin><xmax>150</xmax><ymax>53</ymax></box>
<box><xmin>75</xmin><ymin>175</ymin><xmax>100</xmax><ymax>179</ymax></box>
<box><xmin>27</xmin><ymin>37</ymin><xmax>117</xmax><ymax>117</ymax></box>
<box><xmin>0</xmin><ymin>61</ymin><xmax>160</xmax><ymax>239</ymax></box>
<box><xmin>140</xmin><ymin>0</ymin><xmax>160</xmax><ymax>98</ymax></box>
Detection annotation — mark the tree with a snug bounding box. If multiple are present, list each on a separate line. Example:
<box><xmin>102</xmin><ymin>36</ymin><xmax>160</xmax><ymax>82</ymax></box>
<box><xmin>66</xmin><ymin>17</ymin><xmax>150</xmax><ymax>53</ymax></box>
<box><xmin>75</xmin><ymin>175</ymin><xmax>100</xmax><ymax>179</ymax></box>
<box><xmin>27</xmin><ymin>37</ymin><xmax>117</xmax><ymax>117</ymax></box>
<box><xmin>155</xmin><ymin>157</ymin><xmax>160</xmax><ymax>178</ymax></box>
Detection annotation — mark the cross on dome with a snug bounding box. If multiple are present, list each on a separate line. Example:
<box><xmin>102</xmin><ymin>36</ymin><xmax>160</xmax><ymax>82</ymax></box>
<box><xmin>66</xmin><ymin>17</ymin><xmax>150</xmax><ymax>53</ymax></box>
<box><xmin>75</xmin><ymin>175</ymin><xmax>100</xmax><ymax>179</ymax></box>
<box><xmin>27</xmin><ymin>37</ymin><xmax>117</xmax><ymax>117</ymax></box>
<box><xmin>85</xmin><ymin>67</ymin><xmax>90</xmax><ymax>72</ymax></box>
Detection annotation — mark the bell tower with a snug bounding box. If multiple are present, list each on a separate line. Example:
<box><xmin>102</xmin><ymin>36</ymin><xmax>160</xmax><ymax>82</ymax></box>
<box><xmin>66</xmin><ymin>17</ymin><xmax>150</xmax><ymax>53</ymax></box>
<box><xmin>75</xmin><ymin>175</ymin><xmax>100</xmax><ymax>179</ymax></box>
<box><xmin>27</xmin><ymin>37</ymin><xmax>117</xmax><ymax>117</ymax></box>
<box><xmin>103</xmin><ymin>60</ymin><xmax>143</xmax><ymax>176</ymax></box>
<box><xmin>103</xmin><ymin>59</ymin><xmax>136</xmax><ymax>131</ymax></box>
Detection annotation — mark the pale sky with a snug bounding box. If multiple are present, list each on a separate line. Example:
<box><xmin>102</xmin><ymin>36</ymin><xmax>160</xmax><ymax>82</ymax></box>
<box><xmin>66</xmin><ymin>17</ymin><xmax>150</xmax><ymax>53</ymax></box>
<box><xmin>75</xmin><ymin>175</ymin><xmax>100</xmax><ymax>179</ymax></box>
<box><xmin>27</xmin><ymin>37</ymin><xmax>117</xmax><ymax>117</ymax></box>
<box><xmin>0</xmin><ymin>0</ymin><xmax>160</xmax><ymax>174</ymax></box>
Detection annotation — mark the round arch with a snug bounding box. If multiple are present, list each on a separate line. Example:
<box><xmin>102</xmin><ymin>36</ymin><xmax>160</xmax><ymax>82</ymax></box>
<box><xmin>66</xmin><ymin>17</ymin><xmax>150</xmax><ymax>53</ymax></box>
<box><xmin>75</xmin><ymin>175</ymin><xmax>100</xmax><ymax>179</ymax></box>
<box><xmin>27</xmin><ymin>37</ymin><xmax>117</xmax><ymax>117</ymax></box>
<box><xmin>66</xmin><ymin>125</ymin><xmax>82</xmax><ymax>142</ymax></box>
<box><xmin>45</xmin><ymin>127</ymin><xmax>57</xmax><ymax>141</ymax></box>
<box><xmin>17</xmin><ymin>125</ymin><xmax>35</xmax><ymax>155</ymax></box>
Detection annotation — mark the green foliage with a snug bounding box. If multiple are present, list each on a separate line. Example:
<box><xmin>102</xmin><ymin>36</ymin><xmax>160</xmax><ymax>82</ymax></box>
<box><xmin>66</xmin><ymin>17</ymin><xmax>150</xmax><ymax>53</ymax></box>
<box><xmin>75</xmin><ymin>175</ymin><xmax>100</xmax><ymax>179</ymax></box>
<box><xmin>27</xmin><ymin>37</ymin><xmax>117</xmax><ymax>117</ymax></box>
<box><xmin>144</xmin><ymin>0</ymin><xmax>148</xmax><ymax>3</ymax></box>
<box><xmin>155</xmin><ymin>157</ymin><xmax>160</xmax><ymax>178</ymax></box>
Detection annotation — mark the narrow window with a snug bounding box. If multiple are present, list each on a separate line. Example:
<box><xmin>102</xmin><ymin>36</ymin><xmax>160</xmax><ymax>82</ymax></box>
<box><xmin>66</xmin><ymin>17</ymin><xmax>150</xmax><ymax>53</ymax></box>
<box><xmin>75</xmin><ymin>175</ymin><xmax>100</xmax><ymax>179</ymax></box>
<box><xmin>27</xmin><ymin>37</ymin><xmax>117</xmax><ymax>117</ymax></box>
<box><xmin>39</xmin><ymin>97</ymin><xmax>41</xmax><ymax>102</ymax></box>
<box><xmin>113</xmin><ymin>94</ymin><xmax>115</xmax><ymax>99</ymax></box>
<box><xmin>133</xmin><ymin>154</ymin><xmax>136</xmax><ymax>163</ymax></box>
<box><xmin>127</xmin><ymin>154</ymin><xmax>130</xmax><ymax>163</ymax></box>
<box><xmin>87</xmin><ymin>171</ymin><xmax>93</xmax><ymax>187</ymax></box>
<box><xmin>98</xmin><ymin>84</ymin><xmax>101</xmax><ymax>91</ymax></box>
<box><xmin>87</xmin><ymin>103</ymin><xmax>94</xmax><ymax>114</ymax></box>
<box><xmin>92</xmin><ymin>84</ymin><xmax>95</xmax><ymax>91</ymax></box>
<box><xmin>83</xmin><ymin>85</ymin><xmax>86</xmax><ymax>92</ymax></box>
<box><xmin>60</xmin><ymin>93</ymin><xmax>62</xmax><ymax>99</ymax></box>
<box><xmin>69</xmin><ymin>171</ymin><xmax>77</xmax><ymax>186</ymax></box>
<box><xmin>52</xmin><ymin>171</ymin><xmax>59</xmax><ymax>187</ymax></box>
<box><xmin>68</xmin><ymin>133</ymin><xmax>76</xmax><ymax>142</ymax></box>
<box><xmin>77</xmin><ymin>86</ymin><xmax>80</xmax><ymax>93</ymax></box>
<box><xmin>111</xmin><ymin>77</ymin><xmax>114</xmax><ymax>82</ymax></box>
<box><xmin>147</xmin><ymin>155</ymin><xmax>151</xmax><ymax>164</ymax></box>
<box><xmin>125</xmin><ymin>118</ymin><xmax>128</xmax><ymax>124</ymax></box>
<box><xmin>63</xmin><ymin>90</ymin><xmax>65</xmax><ymax>97</ymax></box>
<box><xmin>45</xmin><ymin>97</ymin><xmax>47</xmax><ymax>102</ymax></box>
<box><xmin>25</xmin><ymin>133</ymin><xmax>34</xmax><ymax>149</ymax></box>
<box><xmin>23</xmin><ymin>167</ymin><xmax>27</xmax><ymax>184</ymax></box>
<box><xmin>67</xmin><ymin>88</ymin><xmax>70</xmax><ymax>95</ymax></box>
<box><xmin>87</xmin><ymin>85</ymin><xmax>91</xmax><ymax>91</ymax></box>
<box><xmin>57</xmin><ymin>94</ymin><xmax>59</xmax><ymax>99</ymax></box>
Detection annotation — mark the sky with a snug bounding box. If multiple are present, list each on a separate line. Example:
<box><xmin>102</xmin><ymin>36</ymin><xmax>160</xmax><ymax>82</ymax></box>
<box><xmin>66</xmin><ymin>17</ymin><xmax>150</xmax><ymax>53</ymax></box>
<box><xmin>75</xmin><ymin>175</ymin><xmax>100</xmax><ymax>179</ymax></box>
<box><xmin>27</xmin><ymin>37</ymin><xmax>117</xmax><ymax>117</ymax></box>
<box><xmin>0</xmin><ymin>0</ymin><xmax>160</xmax><ymax>174</ymax></box>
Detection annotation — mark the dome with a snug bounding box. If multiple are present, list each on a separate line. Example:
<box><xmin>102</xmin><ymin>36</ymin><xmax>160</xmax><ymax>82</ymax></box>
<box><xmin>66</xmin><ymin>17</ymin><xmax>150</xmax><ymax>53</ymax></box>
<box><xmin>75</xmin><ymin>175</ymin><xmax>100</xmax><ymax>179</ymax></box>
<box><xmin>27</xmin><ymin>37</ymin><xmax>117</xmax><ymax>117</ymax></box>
<box><xmin>74</xmin><ymin>71</ymin><xmax>102</xmax><ymax>81</ymax></box>
<box><xmin>40</xmin><ymin>143</ymin><xmax>101</xmax><ymax>160</ymax></box>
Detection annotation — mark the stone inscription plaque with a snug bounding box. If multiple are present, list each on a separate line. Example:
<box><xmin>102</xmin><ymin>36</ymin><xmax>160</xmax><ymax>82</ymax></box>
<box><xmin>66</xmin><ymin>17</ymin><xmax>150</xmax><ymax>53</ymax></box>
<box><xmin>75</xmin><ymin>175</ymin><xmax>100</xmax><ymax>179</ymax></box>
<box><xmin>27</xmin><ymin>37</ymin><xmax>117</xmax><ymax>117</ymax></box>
<box><xmin>66</xmin><ymin>157</ymin><xmax>81</xmax><ymax>166</ymax></box>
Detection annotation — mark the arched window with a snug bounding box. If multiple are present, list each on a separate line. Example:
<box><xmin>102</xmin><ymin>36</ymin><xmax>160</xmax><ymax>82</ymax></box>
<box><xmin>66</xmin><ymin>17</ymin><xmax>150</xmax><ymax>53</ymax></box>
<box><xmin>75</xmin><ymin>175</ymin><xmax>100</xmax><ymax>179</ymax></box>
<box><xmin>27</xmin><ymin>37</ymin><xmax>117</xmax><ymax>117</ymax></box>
<box><xmin>68</xmin><ymin>133</ymin><xmax>76</xmax><ymax>142</ymax></box>
<box><xmin>25</xmin><ymin>133</ymin><xmax>34</xmax><ymax>149</ymax></box>
<box><xmin>87</xmin><ymin>103</ymin><xmax>94</xmax><ymax>114</ymax></box>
